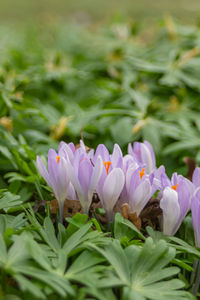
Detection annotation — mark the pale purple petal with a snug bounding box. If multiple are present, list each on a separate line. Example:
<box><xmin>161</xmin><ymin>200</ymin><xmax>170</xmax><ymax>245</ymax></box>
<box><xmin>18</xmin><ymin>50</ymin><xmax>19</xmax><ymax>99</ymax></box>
<box><xmin>129</xmin><ymin>178</ymin><xmax>152</xmax><ymax>216</ymax></box>
<box><xmin>160</xmin><ymin>187</ymin><xmax>180</xmax><ymax>236</ymax></box>
<box><xmin>111</xmin><ymin>144</ymin><xmax>123</xmax><ymax>167</ymax></box>
<box><xmin>68</xmin><ymin>142</ymin><xmax>76</xmax><ymax>153</ymax></box>
<box><xmin>122</xmin><ymin>154</ymin><xmax>137</xmax><ymax>173</ymax></box>
<box><xmin>140</xmin><ymin>143</ymin><xmax>155</xmax><ymax>173</ymax></box>
<box><xmin>67</xmin><ymin>182</ymin><xmax>77</xmax><ymax>200</ymax></box>
<box><xmin>89</xmin><ymin>156</ymin><xmax>103</xmax><ymax>191</ymax></box>
<box><xmin>191</xmin><ymin>188</ymin><xmax>200</xmax><ymax>247</ymax></box>
<box><xmin>193</xmin><ymin>167</ymin><xmax>200</xmax><ymax>188</ymax></box>
<box><xmin>128</xmin><ymin>143</ymin><xmax>134</xmax><ymax>156</ymax></box>
<box><xmin>101</xmin><ymin>168</ymin><xmax>125</xmax><ymax>213</ymax></box>
<box><xmin>133</xmin><ymin>142</ymin><xmax>155</xmax><ymax>173</ymax></box>
<box><xmin>144</xmin><ymin>141</ymin><xmax>156</xmax><ymax>169</ymax></box>
<box><xmin>177</xmin><ymin>179</ymin><xmax>191</xmax><ymax>220</ymax></box>
<box><xmin>88</xmin><ymin>149</ymin><xmax>94</xmax><ymax>160</ymax></box>
<box><xmin>66</xmin><ymin>159</ymin><xmax>82</xmax><ymax>197</ymax></box>
<box><xmin>128</xmin><ymin>168</ymin><xmax>141</xmax><ymax>198</ymax></box>
<box><xmin>36</xmin><ymin>156</ymin><xmax>51</xmax><ymax>187</ymax></box>
<box><xmin>59</xmin><ymin>143</ymin><xmax>74</xmax><ymax>163</ymax></box>
<box><xmin>94</xmin><ymin>144</ymin><xmax>110</xmax><ymax>163</ymax></box>
<box><xmin>161</xmin><ymin>173</ymin><xmax>171</xmax><ymax>189</ymax></box>
<box><xmin>48</xmin><ymin>149</ymin><xmax>58</xmax><ymax>190</ymax></box>
<box><xmin>54</xmin><ymin>157</ymin><xmax>70</xmax><ymax>203</ymax></box>
<box><xmin>171</xmin><ymin>173</ymin><xmax>178</xmax><ymax>186</ymax></box>
<box><xmin>78</xmin><ymin>159</ymin><xmax>93</xmax><ymax>195</ymax></box>
<box><xmin>80</xmin><ymin>139</ymin><xmax>86</xmax><ymax>152</ymax></box>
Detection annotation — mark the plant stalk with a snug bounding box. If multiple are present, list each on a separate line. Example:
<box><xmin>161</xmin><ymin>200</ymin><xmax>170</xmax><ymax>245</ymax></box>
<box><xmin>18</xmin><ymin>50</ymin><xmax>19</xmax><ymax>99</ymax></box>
<box><xmin>192</xmin><ymin>259</ymin><xmax>200</xmax><ymax>296</ymax></box>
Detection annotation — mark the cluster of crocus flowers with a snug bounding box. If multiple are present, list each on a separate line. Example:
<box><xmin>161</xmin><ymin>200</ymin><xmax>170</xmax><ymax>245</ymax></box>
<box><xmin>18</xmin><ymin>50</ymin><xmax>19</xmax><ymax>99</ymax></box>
<box><xmin>36</xmin><ymin>139</ymin><xmax>199</xmax><ymax>243</ymax></box>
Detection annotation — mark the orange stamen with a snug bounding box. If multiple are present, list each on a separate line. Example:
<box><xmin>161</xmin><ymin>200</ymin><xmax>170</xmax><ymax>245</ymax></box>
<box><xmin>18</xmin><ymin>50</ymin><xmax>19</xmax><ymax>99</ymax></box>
<box><xmin>103</xmin><ymin>161</ymin><xmax>111</xmax><ymax>174</ymax></box>
<box><xmin>139</xmin><ymin>168</ymin><xmax>145</xmax><ymax>179</ymax></box>
<box><xmin>171</xmin><ymin>183</ymin><xmax>178</xmax><ymax>191</ymax></box>
<box><xmin>56</xmin><ymin>155</ymin><xmax>60</xmax><ymax>164</ymax></box>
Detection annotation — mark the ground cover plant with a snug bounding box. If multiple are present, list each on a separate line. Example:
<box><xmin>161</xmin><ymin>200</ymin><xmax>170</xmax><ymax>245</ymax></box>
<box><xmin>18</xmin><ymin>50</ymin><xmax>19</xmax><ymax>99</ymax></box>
<box><xmin>1</xmin><ymin>19</ymin><xmax>200</xmax><ymax>299</ymax></box>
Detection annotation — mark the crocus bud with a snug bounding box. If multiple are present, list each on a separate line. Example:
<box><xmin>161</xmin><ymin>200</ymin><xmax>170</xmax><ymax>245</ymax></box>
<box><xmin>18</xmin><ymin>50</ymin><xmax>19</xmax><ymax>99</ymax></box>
<box><xmin>36</xmin><ymin>148</ymin><xmax>70</xmax><ymax>223</ymax></box>
<box><xmin>160</xmin><ymin>187</ymin><xmax>180</xmax><ymax>235</ymax></box>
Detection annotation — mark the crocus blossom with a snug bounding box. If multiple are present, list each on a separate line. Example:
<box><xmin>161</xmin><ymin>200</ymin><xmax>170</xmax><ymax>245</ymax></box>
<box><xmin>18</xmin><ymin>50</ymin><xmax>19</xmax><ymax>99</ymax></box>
<box><xmin>128</xmin><ymin>141</ymin><xmax>156</xmax><ymax>173</ymax></box>
<box><xmin>93</xmin><ymin>143</ymin><xmax>123</xmax><ymax>170</ymax></box>
<box><xmin>35</xmin><ymin>139</ymin><xmax>197</xmax><ymax>236</ymax></box>
<box><xmin>66</xmin><ymin>156</ymin><xmax>103</xmax><ymax>214</ymax></box>
<box><xmin>160</xmin><ymin>173</ymin><xmax>193</xmax><ymax>235</ymax></box>
<box><xmin>93</xmin><ymin>144</ymin><xmax>125</xmax><ymax>222</ymax></box>
<box><xmin>36</xmin><ymin>148</ymin><xmax>71</xmax><ymax>223</ymax></box>
<box><xmin>191</xmin><ymin>187</ymin><xmax>200</xmax><ymax>247</ymax></box>
<box><xmin>125</xmin><ymin>165</ymin><xmax>154</xmax><ymax>216</ymax></box>
<box><xmin>97</xmin><ymin>167</ymin><xmax>125</xmax><ymax>223</ymax></box>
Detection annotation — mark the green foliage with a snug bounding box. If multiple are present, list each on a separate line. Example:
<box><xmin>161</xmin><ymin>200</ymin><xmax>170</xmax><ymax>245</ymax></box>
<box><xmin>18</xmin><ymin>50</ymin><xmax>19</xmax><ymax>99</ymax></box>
<box><xmin>1</xmin><ymin>19</ymin><xmax>200</xmax><ymax>298</ymax></box>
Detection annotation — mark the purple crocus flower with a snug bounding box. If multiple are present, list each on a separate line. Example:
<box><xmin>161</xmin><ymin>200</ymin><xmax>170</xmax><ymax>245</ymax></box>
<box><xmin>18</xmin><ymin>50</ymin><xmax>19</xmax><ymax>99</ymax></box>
<box><xmin>125</xmin><ymin>165</ymin><xmax>155</xmax><ymax>216</ymax></box>
<box><xmin>97</xmin><ymin>166</ymin><xmax>125</xmax><ymax>223</ymax></box>
<box><xmin>128</xmin><ymin>141</ymin><xmax>156</xmax><ymax>173</ymax></box>
<box><xmin>191</xmin><ymin>187</ymin><xmax>200</xmax><ymax>247</ymax></box>
<box><xmin>66</xmin><ymin>155</ymin><xmax>103</xmax><ymax>214</ymax></box>
<box><xmin>92</xmin><ymin>143</ymin><xmax>123</xmax><ymax>170</ymax></box>
<box><xmin>36</xmin><ymin>148</ymin><xmax>71</xmax><ymax>223</ymax></box>
<box><xmin>160</xmin><ymin>172</ymin><xmax>193</xmax><ymax>235</ymax></box>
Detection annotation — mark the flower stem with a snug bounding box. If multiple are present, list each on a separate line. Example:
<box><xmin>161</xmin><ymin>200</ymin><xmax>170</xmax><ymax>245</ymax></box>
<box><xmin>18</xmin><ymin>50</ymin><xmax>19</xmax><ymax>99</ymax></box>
<box><xmin>190</xmin><ymin>260</ymin><xmax>198</xmax><ymax>285</ymax></box>
<box><xmin>107</xmin><ymin>211</ymin><xmax>114</xmax><ymax>231</ymax></box>
<box><xmin>58</xmin><ymin>201</ymin><xmax>64</xmax><ymax>224</ymax></box>
<box><xmin>192</xmin><ymin>259</ymin><xmax>200</xmax><ymax>296</ymax></box>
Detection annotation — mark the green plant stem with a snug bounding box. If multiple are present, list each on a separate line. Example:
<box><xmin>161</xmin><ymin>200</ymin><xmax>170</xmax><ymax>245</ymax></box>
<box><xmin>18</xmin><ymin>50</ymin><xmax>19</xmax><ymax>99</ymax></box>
<box><xmin>190</xmin><ymin>260</ymin><xmax>198</xmax><ymax>285</ymax></box>
<box><xmin>192</xmin><ymin>259</ymin><xmax>200</xmax><ymax>296</ymax></box>
<box><xmin>107</xmin><ymin>211</ymin><xmax>113</xmax><ymax>231</ymax></box>
<box><xmin>58</xmin><ymin>201</ymin><xmax>64</xmax><ymax>224</ymax></box>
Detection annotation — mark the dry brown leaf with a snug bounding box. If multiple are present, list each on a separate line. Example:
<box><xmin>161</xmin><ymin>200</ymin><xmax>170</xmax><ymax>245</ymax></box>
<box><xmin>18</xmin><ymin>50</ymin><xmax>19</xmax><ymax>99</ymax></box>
<box><xmin>121</xmin><ymin>203</ymin><xmax>141</xmax><ymax>230</ymax></box>
<box><xmin>50</xmin><ymin>199</ymin><xmax>83</xmax><ymax>218</ymax></box>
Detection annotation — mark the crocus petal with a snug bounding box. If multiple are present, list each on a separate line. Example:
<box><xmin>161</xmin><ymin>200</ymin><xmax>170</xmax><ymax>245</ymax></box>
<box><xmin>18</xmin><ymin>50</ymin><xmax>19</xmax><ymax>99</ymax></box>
<box><xmin>78</xmin><ymin>159</ymin><xmax>93</xmax><ymax>194</ymax></box>
<box><xmin>36</xmin><ymin>156</ymin><xmax>51</xmax><ymax>187</ymax></box>
<box><xmin>88</xmin><ymin>149</ymin><xmax>94</xmax><ymax>160</ymax></box>
<box><xmin>144</xmin><ymin>141</ymin><xmax>156</xmax><ymax>169</ymax></box>
<box><xmin>128</xmin><ymin>143</ymin><xmax>134</xmax><ymax>156</ymax></box>
<box><xmin>48</xmin><ymin>149</ymin><xmax>58</xmax><ymax>187</ymax></box>
<box><xmin>171</xmin><ymin>173</ymin><xmax>178</xmax><ymax>186</ymax></box>
<box><xmin>129</xmin><ymin>178</ymin><xmax>152</xmax><ymax>216</ymax></box>
<box><xmin>54</xmin><ymin>157</ymin><xmax>70</xmax><ymax>203</ymax></box>
<box><xmin>161</xmin><ymin>173</ymin><xmax>171</xmax><ymax>189</ymax></box>
<box><xmin>191</xmin><ymin>188</ymin><xmax>200</xmax><ymax>247</ymax></box>
<box><xmin>66</xmin><ymin>159</ymin><xmax>82</xmax><ymax>197</ymax></box>
<box><xmin>193</xmin><ymin>167</ymin><xmax>200</xmax><ymax>188</ymax></box>
<box><xmin>89</xmin><ymin>156</ymin><xmax>103</xmax><ymax>191</ymax></box>
<box><xmin>59</xmin><ymin>142</ymin><xmax>74</xmax><ymax>163</ymax></box>
<box><xmin>160</xmin><ymin>187</ymin><xmax>180</xmax><ymax>236</ymax></box>
<box><xmin>177</xmin><ymin>180</ymin><xmax>191</xmax><ymax>220</ymax></box>
<box><xmin>111</xmin><ymin>144</ymin><xmax>123</xmax><ymax>168</ymax></box>
<box><xmin>133</xmin><ymin>142</ymin><xmax>155</xmax><ymax>173</ymax></box>
<box><xmin>67</xmin><ymin>182</ymin><xmax>77</xmax><ymax>200</ymax></box>
<box><xmin>80</xmin><ymin>139</ymin><xmax>86</xmax><ymax>152</ymax></box>
<box><xmin>102</xmin><ymin>168</ymin><xmax>125</xmax><ymax>213</ymax></box>
<box><xmin>127</xmin><ymin>168</ymin><xmax>141</xmax><ymax>198</ymax></box>
<box><xmin>94</xmin><ymin>144</ymin><xmax>110</xmax><ymax>163</ymax></box>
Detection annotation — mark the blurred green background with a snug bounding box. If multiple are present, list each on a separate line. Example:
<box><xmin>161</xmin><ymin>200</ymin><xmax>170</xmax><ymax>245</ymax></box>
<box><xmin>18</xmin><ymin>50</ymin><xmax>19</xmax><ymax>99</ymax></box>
<box><xmin>1</xmin><ymin>0</ymin><xmax>200</xmax><ymax>24</ymax></box>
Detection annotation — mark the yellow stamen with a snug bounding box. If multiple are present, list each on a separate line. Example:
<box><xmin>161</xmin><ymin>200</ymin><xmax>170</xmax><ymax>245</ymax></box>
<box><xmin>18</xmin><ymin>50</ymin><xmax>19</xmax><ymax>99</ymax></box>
<box><xmin>139</xmin><ymin>168</ymin><xmax>145</xmax><ymax>179</ymax></box>
<box><xmin>56</xmin><ymin>155</ymin><xmax>60</xmax><ymax>164</ymax></box>
<box><xmin>171</xmin><ymin>184</ymin><xmax>178</xmax><ymax>191</ymax></box>
<box><xmin>103</xmin><ymin>161</ymin><xmax>111</xmax><ymax>175</ymax></box>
